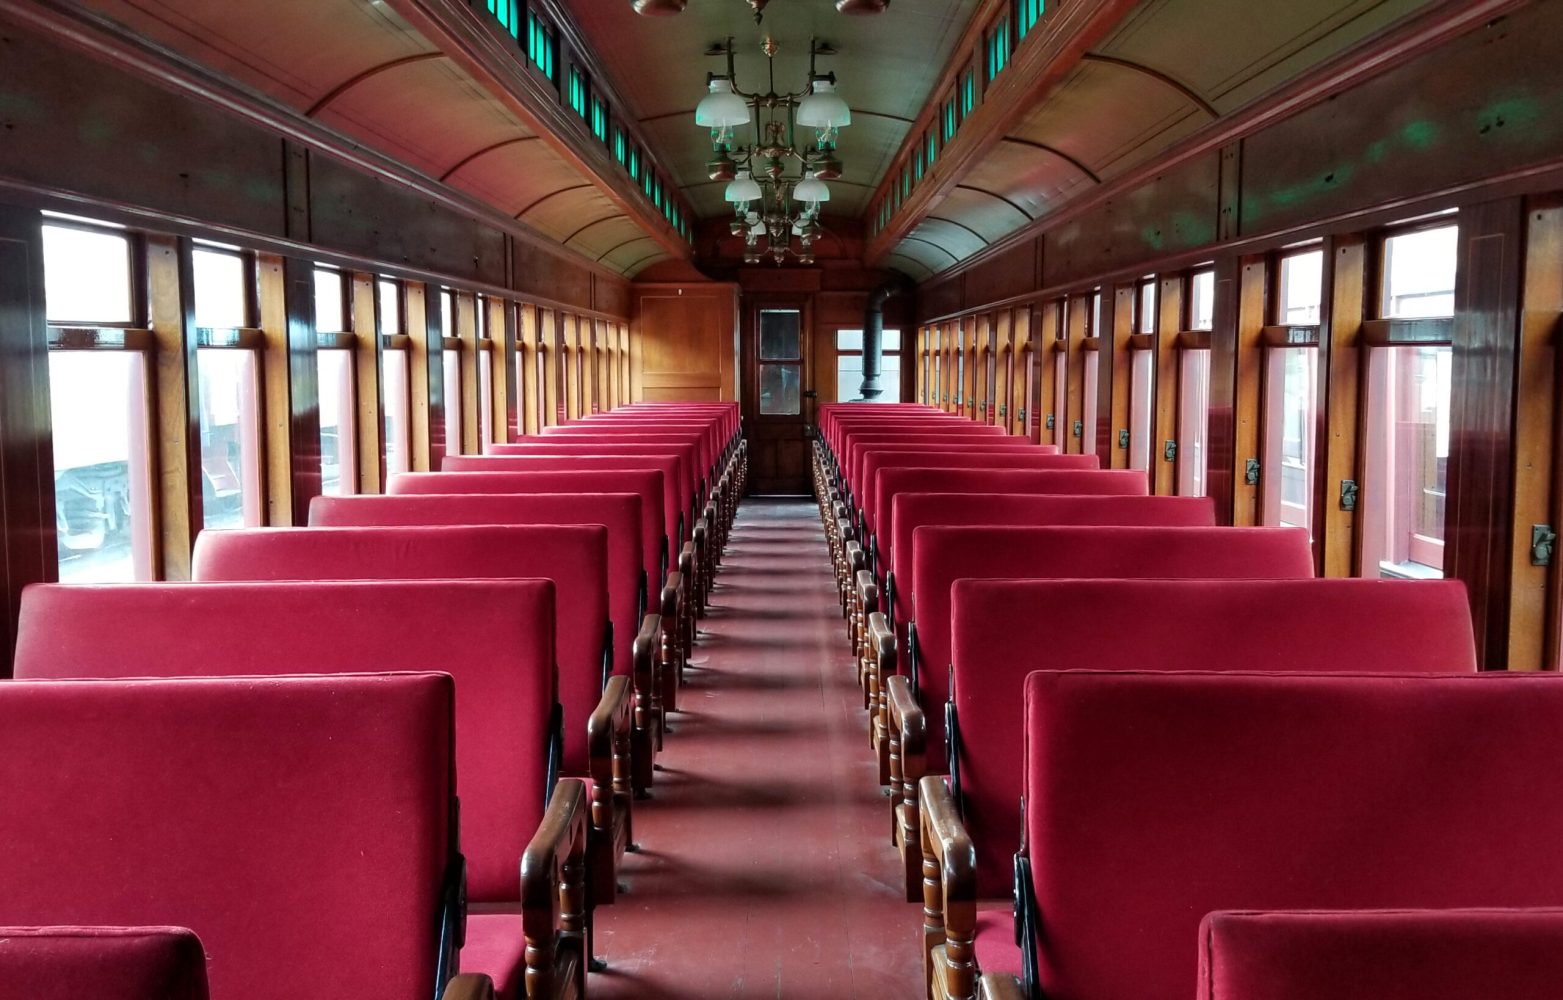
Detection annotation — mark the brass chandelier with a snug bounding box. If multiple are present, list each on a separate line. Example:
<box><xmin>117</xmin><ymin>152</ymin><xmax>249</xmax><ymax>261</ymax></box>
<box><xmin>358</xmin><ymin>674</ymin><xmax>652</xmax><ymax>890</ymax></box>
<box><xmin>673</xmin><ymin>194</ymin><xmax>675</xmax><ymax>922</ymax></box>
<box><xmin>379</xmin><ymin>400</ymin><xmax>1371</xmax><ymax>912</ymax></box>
<box><xmin>696</xmin><ymin>36</ymin><xmax>851</xmax><ymax>264</ymax></box>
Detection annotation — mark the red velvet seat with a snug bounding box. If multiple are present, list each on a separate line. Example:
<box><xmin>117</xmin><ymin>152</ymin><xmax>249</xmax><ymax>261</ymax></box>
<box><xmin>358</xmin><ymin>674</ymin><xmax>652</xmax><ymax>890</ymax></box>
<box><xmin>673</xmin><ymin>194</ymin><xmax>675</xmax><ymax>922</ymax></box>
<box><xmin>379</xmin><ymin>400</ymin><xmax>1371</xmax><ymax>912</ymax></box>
<box><xmin>535</xmin><ymin>429</ymin><xmax>714</xmax><ymax>480</ymax></box>
<box><xmin>13</xmin><ymin>579</ymin><xmax>571</xmax><ymax>914</ymax></box>
<box><xmin>888</xmin><ymin>493</ymin><xmax>1216</xmax><ymax>626</ymax></box>
<box><xmin>853</xmin><ymin>448</ymin><xmax>1090</xmax><ymax>520</ymax></box>
<box><xmin>444</xmin><ymin>455</ymin><xmax>688</xmax><ymax>544</ymax></box>
<box><xmin>1196</xmin><ymin>908</ymin><xmax>1563</xmax><ymax>1000</ymax></box>
<box><xmin>910</xmin><ymin>525</ymin><xmax>1314</xmax><ymax>763</ymax></box>
<box><xmin>191</xmin><ymin>524</ymin><xmax>608</xmax><ymax>776</ymax></box>
<box><xmin>0</xmin><ymin>927</ymin><xmax>208</xmax><ymax>999</ymax></box>
<box><xmin>951</xmin><ymin>577</ymin><xmax>1474</xmax><ymax>898</ymax></box>
<box><xmin>0</xmin><ymin>673</ymin><xmax>483</xmax><ymax>1000</ymax></box>
<box><xmin>546</xmin><ymin>421</ymin><xmax>717</xmax><ymax>470</ymax></box>
<box><xmin>388</xmin><ymin>469</ymin><xmax>667</xmax><ymax>582</ymax></box>
<box><xmin>869</xmin><ymin>463</ymin><xmax>1129</xmax><ymax>545</ymax></box>
<box><xmin>842</xmin><ymin>433</ymin><xmax>1024</xmax><ymax>491</ymax></box>
<box><xmin>1016</xmin><ymin>671</ymin><xmax>1563</xmax><ymax>1000</ymax></box>
<box><xmin>492</xmin><ymin>441</ymin><xmax>706</xmax><ymax>503</ymax></box>
<box><xmin>873</xmin><ymin>469</ymin><xmax>1148</xmax><ymax>562</ymax></box>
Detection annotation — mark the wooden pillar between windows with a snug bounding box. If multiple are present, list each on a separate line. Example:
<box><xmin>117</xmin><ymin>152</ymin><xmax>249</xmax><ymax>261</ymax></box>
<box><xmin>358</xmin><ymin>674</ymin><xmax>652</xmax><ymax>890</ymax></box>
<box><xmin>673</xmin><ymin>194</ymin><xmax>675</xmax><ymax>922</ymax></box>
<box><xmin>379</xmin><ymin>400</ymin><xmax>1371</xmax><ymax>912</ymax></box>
<box><xmin>1064</xmin><ymin>295</ymin><xmax>1088</xmax><ymax>453</ymax></box>
<box><xmin>1512</xmin><ymin>197</ymin><xmax>1563</xmax><ymax>670</ymax></box>
<box><xmin>1317</xmin><ymin>236</ymin><xmax>1367</xmax><ymax>577</ymax></box>
<box><xmin>1109</xmin><ymin>286</ymin><xmax>1135</xmax><ymax>469</ymax></box>
<box><xmin>1229</xmin><ymin>256</ymin><xmax>1268</xmax><ymax>526</ymax></box>
<box><xmin>494</xmin><ymin>298</ymin><xmax>516</xmax><ymax>444</ymax></box>
<box><xmin>1037</xmin><ymin>304</ymin><xmax>1059</xmax><ymax>444</ymax></box>
<box><xmin>458</xmin><ymin>292</ymin><xmax>480</xmax><ymax>452</ymax></box>
<box><xmin>408</xmin><ymin>282</ymin><xmax>444</xmax><ymax>468</ymax></box>
<box><xmin>256</xmin><ymin>254</ymin><xmax>295</xmax><ymax>523</ymax></box>
<box><xmin>280</xmin><ymin>256</ymin><xmax>321</xmax><ymax>523</ymax></box>
<box><xmin>349</xmin><ymin>272</ymin><xmax>384</xmax><ymax>494</ymax></box>
<box><xmin>1153</xmin><ymin>275</ymin><xmax>1185</xmax><ymax>496</ymax></box>
<box><xmin>147</xmin><ymin>235</ymin><xmax>201</xmax><ymax>576</ymax></box>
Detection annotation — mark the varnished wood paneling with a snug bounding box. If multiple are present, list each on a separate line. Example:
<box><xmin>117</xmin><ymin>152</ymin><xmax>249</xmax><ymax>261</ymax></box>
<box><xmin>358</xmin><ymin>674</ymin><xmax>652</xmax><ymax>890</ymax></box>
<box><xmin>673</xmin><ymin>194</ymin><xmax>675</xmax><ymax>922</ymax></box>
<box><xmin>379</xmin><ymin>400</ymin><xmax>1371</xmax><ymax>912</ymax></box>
<box><xmin>147</xmin><ymin>235</ymin><xmax>200</xmax><ymax>577</ymax></box>
<box><xmin>633</xmin><ymin>284</ymin><xmax>738</xmax><ymax>403</ymax></box>
<box><xmin>1206</xmin><ymin>257</ymin><xmax>1243</xmax><ymax>523</ymax></box>
<box><xmin>349</xmin><ymin>272</ymin><xmax>384</xmax><ymax>493</ymax></box>
<box><xmin>256</xmin><ymin>253</ymin><xmax>296</xmax><ymax>521</ymax></box>
<box><xmin>1447</xmin><ymin>198</ymin><xmax>1525</xmax><ymax>670</ymax></box>
<box><xmin>0</xmin><ymin>205</ymin><xmax>54</xmax><ymax>676</ymax></box>
<box><xmin>1154</xmin><ymin>276</ymin><xmax>1184</xmax><ymax>495</ymax></box>
<box><xmin>1228</xmin><ymin>256</ymin><xmax>1268</xmax><ymax>526</ymax></box>
<box><xmin>1064</xmin><ymin>295</ymin><xmax>1088</xmax><ymax>453</ymax></box>
<box><xmin>1109</xmin><ymin>286</ymin><xmax>1134</xmax><ymax>468</ymax></box>
<box><xmin>282</xmin><ymin>255</ymin><xmax>322</xmax><ymax>522</ymax></box>
<box><xmin>457</xmin><ymin>292</ymin><xmax>480</xmax><ymax>451</ymax></box>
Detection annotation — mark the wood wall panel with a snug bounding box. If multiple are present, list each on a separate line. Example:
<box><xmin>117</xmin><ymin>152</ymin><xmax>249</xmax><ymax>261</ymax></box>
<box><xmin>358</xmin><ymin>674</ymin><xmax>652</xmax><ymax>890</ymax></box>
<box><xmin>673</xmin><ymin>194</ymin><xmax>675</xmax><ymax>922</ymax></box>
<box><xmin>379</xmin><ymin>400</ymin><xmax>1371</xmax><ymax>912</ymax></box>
<box><xmin>964</xmin><ymin>240</ymin><xmax>1038</xmax><ymax>312</ymax></box>
<box><xmin>632</xmin><ymin>284</ymin><xmax>738</xmax><ymax>403</ymax></box>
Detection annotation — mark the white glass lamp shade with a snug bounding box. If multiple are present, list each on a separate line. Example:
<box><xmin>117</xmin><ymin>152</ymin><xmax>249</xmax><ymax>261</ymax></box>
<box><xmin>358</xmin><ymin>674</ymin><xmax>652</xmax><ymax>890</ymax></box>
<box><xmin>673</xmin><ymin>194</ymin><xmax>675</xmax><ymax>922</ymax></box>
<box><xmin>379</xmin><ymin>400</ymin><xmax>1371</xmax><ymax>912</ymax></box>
<box><xmin>695</xmin><ymin>80</ymin><xmax>751</xmax><ymax>129</ymax></box>
<box><xmin>796</xmin><ymin>79</ymin><xmax>851</xmax><ymax>129</ymax></box>
<box><xmin>794</xmin><ymin>173</ymin><xmax>831</xmax><ymax>204</ymax></box>
<box><xmin>725</xmin><ymin>170</ymin><xmax>763</xmax><ymax>204</ymax></box>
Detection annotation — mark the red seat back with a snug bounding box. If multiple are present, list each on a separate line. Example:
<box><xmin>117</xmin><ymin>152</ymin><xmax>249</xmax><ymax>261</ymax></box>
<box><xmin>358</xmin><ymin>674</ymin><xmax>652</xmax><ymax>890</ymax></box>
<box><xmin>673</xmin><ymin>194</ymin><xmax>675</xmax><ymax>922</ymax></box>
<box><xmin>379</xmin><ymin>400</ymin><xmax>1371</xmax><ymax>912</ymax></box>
<box><xmin>1197</xmin><ymin>908</ymin><xmax>1563</xmax><ymax>1000</ymax></box>
<box><xmin>855</xmin><ymin>448</ymin><xmax>1086</xmax><ymax>512</ymax></box>
<box><xmin>311</xmin><ymin>492</ymin><xmax>641</xmax><ymax>677</ymax></box>
<box><xmin>889</xmin><ymin>494</ymin><xmax>1216</xmax><ymax>622</ymax></box>
<box><xmin>0</xmin><ymin>927</ymin><xmax>208</xmax><ymax>1000</ymax></box>
<box><xmin>192</xmin><ymin>524</ymin><xmax>607</xmax><ymax>774</ymax></box>
<box><xmin>843</xmin><ymin>433</ymin><xmax>1031</xmax><ymax>489</ymax></box>
<box><xmin>445</xmin><ymin>455</ymin><xmax>688</xmax><ymax>542</ymax></box>
<box><xmin>911</xmin><ymin>525</ymin><xmax>1313</xmax><ymax>761</ymax></box>
<box><xmin>388</xmin><ymin>469</ymin><xmax>666</xmax><ymax>580</ymax></box>
<box><xmin>488</xmin><ymin>442</ymin><xmax>696</xmax><ymax>508</ymax></box>
<box><xmin>1023</xmin><ymin>671</ymin><xmax>1563</xmax><ymax>1000</ymax></box>
<box><xmin>0</xmin><ymin>673</ymin><xmax>453</xmax><ymax>1000</ymax></box>
<box><xmin>15</xmin><ymin>579</ymin><xmax>555</xmax><ymax>903</ymax></box>
<box><xmin>953</xmin><ymin>578</ymin><xmax>1474</xmax><ymax>895</ymax></box>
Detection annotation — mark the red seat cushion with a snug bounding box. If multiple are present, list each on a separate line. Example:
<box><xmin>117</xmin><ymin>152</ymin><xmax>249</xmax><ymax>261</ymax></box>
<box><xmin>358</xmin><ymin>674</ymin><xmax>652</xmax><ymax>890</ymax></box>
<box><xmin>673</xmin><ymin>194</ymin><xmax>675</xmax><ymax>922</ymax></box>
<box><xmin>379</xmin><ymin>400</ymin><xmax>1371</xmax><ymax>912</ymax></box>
<box><xmin>192</xmin><ymin>524</ymin><xmax>606</xmax><ymax>775</ymax></box>
<box><xmin>952</xmin><ymin>577</ymin><xmax>1474</xmax><ymax>898</ymax></box>
<box><xmin>1024</xmin><ymin>671</ymin><xmax>1563</xmax><ymax>1000</ymax></box>
<box><xmin>0</xmin><ymin>674</ymin><xmax>453</xmax><ymax>1000</ymax></box>
<box><xmin>463</xmin><ymin>912</ymin><xmax>527</xmax><ymax>1000</ymax></box>
<box><xmin>0</xmin><ymin>926</ymin><xmax>208</xmax><ymax>999</ymax></box>
<box><xmin>15</xmin><ymin>579</ymin><xmax>554</xmax><ymax>904</ymax></box>
<box><xmin>973</xmin><ymin>906</ymin><xmax>1023</xmax><ymax>980</ymax></box>
<box><xmin>913</xmin><ymin>524</ymin><xmax>1313</xmax><ymax>765</ymax></box>
<box><xmin>310</xmin><ymin>492</ymin><xmax>641</xmax><ymax>678</ymax></box>
<box><xmin>387</xmin><ymin>469</ymin><xmax>666</xmax><ymax>580</ymax></box>
<box><xmin>1197</xmin><ymin>908</ymin><xmax>1563</xmax><ymax>1000</ymax></box>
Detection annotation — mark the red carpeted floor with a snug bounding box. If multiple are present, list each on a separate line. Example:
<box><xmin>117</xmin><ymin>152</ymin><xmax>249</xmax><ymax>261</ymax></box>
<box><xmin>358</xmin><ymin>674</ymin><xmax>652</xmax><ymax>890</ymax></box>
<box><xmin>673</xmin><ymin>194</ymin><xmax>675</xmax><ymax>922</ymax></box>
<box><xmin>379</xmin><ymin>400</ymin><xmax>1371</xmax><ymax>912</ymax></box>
<box><xmin>590</xmin><ymin>498</ymin><xmax>924</xmax><ymax>998</ymax></box>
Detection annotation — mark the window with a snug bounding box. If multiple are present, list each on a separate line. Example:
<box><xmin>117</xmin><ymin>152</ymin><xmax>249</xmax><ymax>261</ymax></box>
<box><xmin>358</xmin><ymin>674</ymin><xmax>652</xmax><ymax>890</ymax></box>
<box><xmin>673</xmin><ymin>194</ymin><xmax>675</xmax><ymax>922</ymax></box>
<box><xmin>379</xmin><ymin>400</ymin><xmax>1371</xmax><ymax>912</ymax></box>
<box><xmin>192</xmin><ymin>245</ymin><xmax>261</xmax><ymax>529</ymax></box>
<box><xmin>1178</xmin><ymin>349</ymin><xmax>1212</xmax><ymax>497</ymax></box>
<box><xmin>1081</xmin><ymin>347</ymin><xmax>1099</xmax><ymax>454</ymax></box>
<box><xmin>1189</xmin><ymin>269</ymin><xmax>1215</xmax><ymax>331</ymax></box>
<box><xmin>961</xmin><ymin>68</ymin><xmax>977</xmax><ymax>118</ymax></box>
<box><xmin>926</xmin><ymin>130</ymin><xmax>937</xmax><ymax>168</ymax></box>
<box><xmin>318</xmin><ymin>346</ymin><xmax>356</xmax><ymax>496</ymax></box>
<box><xmin>1382</xmin><ymin>224</ymin><xmax>1458</xmax><ymax>318</ymax></box>
<box><xmin>527</xmin><ymin>10</ymin><xmax>556</xmax><ymax>82</ymax></box>
<box><xmin>1129</xmin><ymin>347</ymin><xmax>1153</xmax><ymax>471</ymax></box>
<box><xmin>591</xmin><ymin>98</ymin><xmax>609</xmax><ymax>143</ymax></box>
<box><xmin>441</xmin><ymin>291</ymin><xmax>460</xmax><ymax>458</ymax></box>
<box><xmin>377</xmin><ymin>278</ymin><xmax>402</xmax><ymax>337</ymax></box>
<box><xmin>382</xmin><ymin>347</ymin><xmax>411</xmax><ymax>477</ymax></box>
<box><xmin>1018</xmin><ymin>0</ymin><xmax>1045</xmax><ymax>37</ymax></box>
<box><xmin>43</xmin><ymin>222</ymin><xmax>134</xmax><ymax>325</ymax></box>
<box><xmin>986</xmin><ymin>15</ymin><xmax>1011</xmax><ymax>82</ymax></box>
<box><xmin>758</xmin><ymin>310</ymin><xmax>803</xmax><ymax>416</ymax></box>
<box><xmin>486</xmin><ymin>0</ymin><xmax>519</xmax><ymax>38</ymax></box>
<box><xmin>836</xmin><ymin>328</ymin><xmax>903</xmax><ymax>403</ymax></box>
<box><xmin>943</xmin><ymin>96</ymin><xmax>958</xmax><ymax>142</ymax></box>
<box><xmin>43</xmin><ymin>219</ymin><xmax>155</xmax><ymax>583</ymax></box>
<box><xmin>1136</xmin><ymin>276</ymin><xmax>1158</xmax><ymax>333</ymax></box>
<box><xmin>1277</xmin><ymin>249</ymin><xmax>1324</xmax><ymax>325</ymax></box>
<box><xmin>1361</xmin><ymin>345</ymin><xmax>1452</xmax><ymax>578</ymax></box>
<box><xmin>568</xmin><ymin>67</ymin><xmax>589</xmax><ymax>120</ymax></box>
<box><xmin>1262</xmin><ymin>347</ymin><xmax>1318</xmax><ymax>533</ymax></box>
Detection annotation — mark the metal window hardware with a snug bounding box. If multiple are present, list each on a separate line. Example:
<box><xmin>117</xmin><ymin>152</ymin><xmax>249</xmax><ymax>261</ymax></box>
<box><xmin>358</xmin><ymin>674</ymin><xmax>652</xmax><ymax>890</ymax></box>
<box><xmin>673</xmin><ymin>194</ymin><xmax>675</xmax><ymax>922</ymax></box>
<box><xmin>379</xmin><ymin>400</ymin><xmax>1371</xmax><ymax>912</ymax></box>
<box><xmin>1244</xmin><ymin>458</ymin><xmax>1260</xmax><ymax>486</ymax></box>
<box><xmin>1072</xmin><ymin>420</ymin><xmax>1083</xmax><ymax>438</ymax></box>
<box><xmin>1118</xmin><ymin>429</ymin><xmax>1129</xmax><ymax>449</ymax></box>
<box><xmin>1533</xmin><ymin>525</ymin><xmax>1556</xmax><ymax>566</ymax></box>
<box><xmin>1046</xmin><ymin>413</ymin><xmax>1055</xmax><ymax>429</ymax></box>
<box><xmin>998</xmin><ymin>404</ymin><xmax>1007</xmax><ymax>418</ymax></box>
<box><xmin>1018</xmin><ymin>407</ymin><xmax>1027</xmax><ymax>423</ymax></box>
<box><xmin>1340</xmin><ymin>479</ymin><xmax>1358</xmax><ymax>512</ymax></box>
<box><xmin>1163</xmin><ymin>440</ymin><xmax>1176</xmax><ymax>462</ymax></box>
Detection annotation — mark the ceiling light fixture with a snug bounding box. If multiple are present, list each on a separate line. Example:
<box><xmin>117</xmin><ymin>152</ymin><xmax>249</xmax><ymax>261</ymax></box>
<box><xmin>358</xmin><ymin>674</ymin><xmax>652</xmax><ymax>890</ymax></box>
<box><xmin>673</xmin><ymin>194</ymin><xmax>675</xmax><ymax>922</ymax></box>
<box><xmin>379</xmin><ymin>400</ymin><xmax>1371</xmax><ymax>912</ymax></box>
<box><xmin>632</xmin><ymin>0</ymin><xmax>887</xmax><ymax>23</ymax></box>
<box><xmin>701</xmin><ymin>36</ymin><xmax>849</xmax><ymax>264</ymax></box>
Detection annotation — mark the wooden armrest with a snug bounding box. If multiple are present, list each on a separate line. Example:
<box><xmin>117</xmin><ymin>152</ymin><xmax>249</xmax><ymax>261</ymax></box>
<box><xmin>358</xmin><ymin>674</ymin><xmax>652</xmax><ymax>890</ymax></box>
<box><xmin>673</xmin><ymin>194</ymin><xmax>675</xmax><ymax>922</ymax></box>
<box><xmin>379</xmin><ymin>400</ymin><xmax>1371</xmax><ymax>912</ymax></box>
<box><xmin>921</xmin><ymin>774</ymin><xmax>978</xmax><ymax>999</ymax></box>
<box><xmin>977</xmin><ymin>973</ymin><xmax>1026</xmax><ymax>1000</ymax></box>
<box><xmin>837</xmin><ymin>517</ymin><xmax>855</xmax><ymax>543</ymax></box>
<box><xmin>855</xmin><ymin>568</ymin><xmax>878</xmax><ymax>616</ymax></box>
<box><xmin>632</xmin><ymin>613</ymin><xmax>661</xmax><ymax>704</ymax></box>
<box><xmin>521</xmin><ymin>776</ymin><xmax>589</xmax><ymax>1000</ymax></box>
<box><xmin>887</xmin><ymin>675</ymin><xmax>925</xmax><ymax>795</ymax></box>
<box><xmin>586</xmin><ymin>675</ymin><xmax>634</xmax><ymax>839</ymax></box>
<box><xmin>660</xmin><ymin>572</ymin><xmax>681</xmax><ymax>619</ymax></box>
<box><xmin>440</xmin><ymin>973</ymin><xmax>495</xmax><ymax>1000</ymax></box>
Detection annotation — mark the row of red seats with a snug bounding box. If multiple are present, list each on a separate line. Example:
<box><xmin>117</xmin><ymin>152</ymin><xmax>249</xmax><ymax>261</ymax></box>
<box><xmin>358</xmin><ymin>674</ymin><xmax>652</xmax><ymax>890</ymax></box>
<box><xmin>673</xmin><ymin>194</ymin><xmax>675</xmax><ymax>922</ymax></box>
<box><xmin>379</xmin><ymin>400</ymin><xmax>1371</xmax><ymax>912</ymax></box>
<box><xmin>0</xmin><ymin>402</ymin><xmax>744</xmax><ymax>1000</ymax></box>
<box><xmin>813</xmin><ymin>402</ymin><xmax>1563</xmax><ymax>1000</ymax></box>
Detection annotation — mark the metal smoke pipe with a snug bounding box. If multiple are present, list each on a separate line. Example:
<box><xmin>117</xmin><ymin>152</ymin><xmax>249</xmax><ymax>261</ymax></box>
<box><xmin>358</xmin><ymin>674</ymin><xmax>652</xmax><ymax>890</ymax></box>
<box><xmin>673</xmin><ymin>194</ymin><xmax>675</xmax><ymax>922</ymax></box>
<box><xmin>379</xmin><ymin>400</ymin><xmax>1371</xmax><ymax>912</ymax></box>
<box><xmin>860</xmin><ymin>278</ymin><xmax>903</xmax><ymax>400</ymax></box>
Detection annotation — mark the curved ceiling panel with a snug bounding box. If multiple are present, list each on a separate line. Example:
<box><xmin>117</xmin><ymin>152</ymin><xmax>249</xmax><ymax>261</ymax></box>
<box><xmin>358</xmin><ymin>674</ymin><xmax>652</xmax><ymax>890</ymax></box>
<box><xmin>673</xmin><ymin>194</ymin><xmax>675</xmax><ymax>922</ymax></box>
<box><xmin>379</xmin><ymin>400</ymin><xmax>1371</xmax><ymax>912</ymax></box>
<box><xmin>890</xmin><ymin>236</ymin><xmax>960</xmax><ymax>275</ymax></box>
<box><xmin>1009</xmin><ymin>61</ymin><xmax>1203</xmax><ymax>182</ymax></box>
<box><xmin>315</xmin><ymin>56</ymin><xmax>532</xmax><ymax>178</ymax></box>
<box><xmin>85</xmin><ymin>0</ymin><xmax>430</xmax><ymax>110</ymax></box>
<box><xmin>963</xmin><ymin>139</ymin><xmax>1091</xmax><ymax>222</ymax></box>
<box><xmin>940</xmin><ymin>185</ymin><xmax>1035</xmax><ymax>242</ymax></box>
<box><xmin>910</xmin><ymin>217</ymin><xmax>987</xmax><ymax>260</ymax></box>
<box><xmin>599</xmin><ymin>236</ymin><xmax>666</xmax><ymax>275</ymax></box>
<box><xmin>570</xmin><ymin>215</ymin><xmax>650</xmax><ymax>259</ymax></box>
<box><xmin>525</xmin><ymin>187</ymin><xmax>619</xmax><ymax>243</ymax></box>
<box><xmin>886</xmin><ymin>253</ymin><xmax>936</xmax><ymax>281</ymax></box>
<box><xmin>1099</xmin><ymin>0</ymin><xmax>1430</xmax><ymax>114</ymax></box>
<box><xmin>453</xmin><ymin>141</ymin><xmax>584</xmax><ymax>219</ymax></box>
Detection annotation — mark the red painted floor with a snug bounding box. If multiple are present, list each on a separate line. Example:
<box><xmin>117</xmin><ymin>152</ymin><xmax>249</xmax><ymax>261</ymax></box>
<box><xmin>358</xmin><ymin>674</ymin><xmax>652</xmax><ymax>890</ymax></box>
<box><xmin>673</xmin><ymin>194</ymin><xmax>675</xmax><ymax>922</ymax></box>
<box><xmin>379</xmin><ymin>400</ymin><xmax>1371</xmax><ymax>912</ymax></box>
<box><xmin>590</xmin><ymin>498</ymin><xmax>924</xmax><ymax>999</ymax></box>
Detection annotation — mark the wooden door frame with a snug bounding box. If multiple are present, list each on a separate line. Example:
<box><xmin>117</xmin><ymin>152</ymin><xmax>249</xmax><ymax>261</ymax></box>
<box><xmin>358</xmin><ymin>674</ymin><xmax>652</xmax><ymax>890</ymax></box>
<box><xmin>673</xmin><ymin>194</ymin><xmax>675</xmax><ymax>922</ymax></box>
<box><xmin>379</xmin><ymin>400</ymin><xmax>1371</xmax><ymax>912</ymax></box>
<box><xmin>740</xmin><ymin>293</ymin><xmax>814</xmax><ymax>494</ymax></box>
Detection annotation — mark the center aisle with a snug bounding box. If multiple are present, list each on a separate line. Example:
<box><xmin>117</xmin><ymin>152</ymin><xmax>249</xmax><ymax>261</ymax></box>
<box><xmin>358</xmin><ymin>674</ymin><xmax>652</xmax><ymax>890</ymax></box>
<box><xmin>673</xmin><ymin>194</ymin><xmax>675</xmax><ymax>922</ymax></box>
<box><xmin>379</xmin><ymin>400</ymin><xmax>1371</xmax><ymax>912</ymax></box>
<box><xmin>591</xmin><ymin>497</ymin><xmax>923</xmax><ymax>999</ymax></box>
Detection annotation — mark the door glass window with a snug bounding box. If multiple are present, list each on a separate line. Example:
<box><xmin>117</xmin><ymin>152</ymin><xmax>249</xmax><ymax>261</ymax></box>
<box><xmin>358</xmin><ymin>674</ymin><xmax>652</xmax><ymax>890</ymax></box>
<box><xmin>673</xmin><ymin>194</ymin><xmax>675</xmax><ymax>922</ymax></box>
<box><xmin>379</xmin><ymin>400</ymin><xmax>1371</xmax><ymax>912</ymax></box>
<box><xmin>758</xmin><ymin>309</ymin><xmax>802</xmax><ymax>415</ymax></box>
<box><xmin>759</xmin><ymin>310</ymin><xmax>801</xmax><ymax>360</ymax></box>
<box><xmin>759</xmin><ymin>365</ymin><xmax>801</xmax><ymax>415</ymax></box>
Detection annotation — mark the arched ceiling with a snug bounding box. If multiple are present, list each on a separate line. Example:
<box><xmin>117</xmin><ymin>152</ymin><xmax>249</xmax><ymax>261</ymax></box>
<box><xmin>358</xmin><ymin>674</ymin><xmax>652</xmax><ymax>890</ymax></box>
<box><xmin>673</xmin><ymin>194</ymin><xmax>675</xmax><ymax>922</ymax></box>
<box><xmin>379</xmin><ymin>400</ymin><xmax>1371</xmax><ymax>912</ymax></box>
<box><xmin>562</xmin><ymin>0</ymin><xmax>982</xmax><ymax>221</ymax></box>
<box><xmin>71</xmin><ymin>0</ymin><xmax>684</xmax><ymax>276</ymax></box>
<box><xmin>874</xmin><ymin>0</ymin><xmax>1439</xmax><ymax>275</ymax></box>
